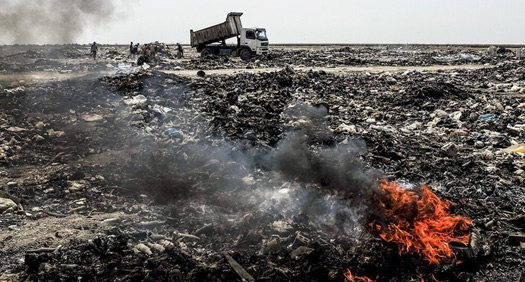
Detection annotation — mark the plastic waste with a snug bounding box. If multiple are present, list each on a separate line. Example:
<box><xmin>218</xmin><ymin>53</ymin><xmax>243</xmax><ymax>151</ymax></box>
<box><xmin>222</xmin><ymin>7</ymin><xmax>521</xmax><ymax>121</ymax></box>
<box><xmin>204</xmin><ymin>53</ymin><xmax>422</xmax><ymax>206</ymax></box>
<box><xmin>478</xmin><ymin>114</ymin><xmax>499</xmax><ymax>122</ymax></box>
<box><xmin>517</xmin><ymin>48</ymin><xmax>525</xmax><ymax>59</ymax></box>
<box><xmin>164</xmin><ymin>128</ymin><xmax>181</xmax><ymax>137</ymax></box>
<box><xmin>475</xmin><ymin>135</ymin><xmax>490</xmax><ymax>141</ymax></box>
<box><xmin>488</xmin><ymin>46</ymin><xmax>497</xmax><ymax>56</ymax></box>
<box><xmin>123</xmin><ymin>95</ymin><xmax>147</xmax><ymax>106</ymax></box>
<box><xmin>115</xmin><ymin>63</ymin><xmax>140</xmax><ymax>75</ymax></box>
<box><xmin>500</xmin><ymin>144</ymin><xmax>525</xmax><ymax>154</ymax></box>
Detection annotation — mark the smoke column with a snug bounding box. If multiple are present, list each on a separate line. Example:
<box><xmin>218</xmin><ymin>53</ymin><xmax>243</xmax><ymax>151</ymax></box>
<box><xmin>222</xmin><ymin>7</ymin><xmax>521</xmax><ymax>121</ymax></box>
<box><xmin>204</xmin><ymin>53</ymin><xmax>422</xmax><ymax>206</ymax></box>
<box><xmin>0</xmin><ymin>0</ymin><xmax>116</xmax><ymax>44</ymax></box>
<box><xmin>268</xmin><ymin>103</ymin><xmax>383</xmax><ymax>201</ymax></box>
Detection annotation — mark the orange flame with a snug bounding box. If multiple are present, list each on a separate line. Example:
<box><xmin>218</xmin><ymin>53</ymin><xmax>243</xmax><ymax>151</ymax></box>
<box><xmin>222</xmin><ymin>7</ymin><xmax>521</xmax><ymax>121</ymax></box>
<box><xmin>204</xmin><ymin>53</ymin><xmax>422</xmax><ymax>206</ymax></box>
<box><xmin>344</xmin><ymin>269</ymin><xmax>373</xmax><ymax>282</ymax></box>
<box><xmin>371</xmin><ymin>181</ymin><xmax>472</xmax><ymax>264</ymax></box>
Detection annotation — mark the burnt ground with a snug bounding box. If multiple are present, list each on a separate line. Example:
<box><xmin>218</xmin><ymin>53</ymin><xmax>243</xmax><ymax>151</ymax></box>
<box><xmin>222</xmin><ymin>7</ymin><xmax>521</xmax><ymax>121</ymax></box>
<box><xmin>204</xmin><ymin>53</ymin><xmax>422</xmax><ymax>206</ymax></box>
<box><xmin>0</xmin><ymin>45</ymin><xmax>524</xmax><ymax>282</ymax></box>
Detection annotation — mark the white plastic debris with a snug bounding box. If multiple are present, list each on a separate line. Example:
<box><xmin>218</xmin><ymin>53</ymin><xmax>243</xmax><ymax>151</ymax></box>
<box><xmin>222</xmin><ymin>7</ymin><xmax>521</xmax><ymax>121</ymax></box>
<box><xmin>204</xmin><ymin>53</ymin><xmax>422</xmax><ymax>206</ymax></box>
<box><xmin>0</xmin><ymin>198</ymin><xmax>17</xmax><ymax>212</ymax></box>
<box><xmin>124</xmin><ymin>95</ymin><xmax>147</xmax><ymax>106</ymax></box>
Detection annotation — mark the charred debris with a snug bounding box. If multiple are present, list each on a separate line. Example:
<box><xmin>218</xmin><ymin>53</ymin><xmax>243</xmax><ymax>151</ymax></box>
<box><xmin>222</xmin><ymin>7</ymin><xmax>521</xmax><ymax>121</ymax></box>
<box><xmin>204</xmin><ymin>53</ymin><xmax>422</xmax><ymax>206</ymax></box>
<box><xmin>0</xmin><ymin>45</ymin><xmax>524</xmax><ymax>281</ymax></box>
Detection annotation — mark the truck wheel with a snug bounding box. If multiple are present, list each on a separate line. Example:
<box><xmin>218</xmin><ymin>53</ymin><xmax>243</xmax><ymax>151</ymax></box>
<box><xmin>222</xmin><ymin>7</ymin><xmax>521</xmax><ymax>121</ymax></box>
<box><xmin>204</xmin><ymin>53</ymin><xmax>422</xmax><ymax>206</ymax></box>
<box><xmin>201</xmin><ymin>48</ymin><xmax>213</xmax><ymax>57</ymax></box>
<box><xmin>240</xmin><ymin>48</ymin><xmax>252</xmax><ymax>61</ymax></box>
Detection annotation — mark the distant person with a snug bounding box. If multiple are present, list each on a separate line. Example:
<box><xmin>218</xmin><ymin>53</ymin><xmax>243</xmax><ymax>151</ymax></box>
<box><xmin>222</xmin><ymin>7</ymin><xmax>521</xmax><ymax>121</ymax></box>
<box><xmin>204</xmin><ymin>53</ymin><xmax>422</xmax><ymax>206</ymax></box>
<box><xmin>177</xmin><ymin>43</ymin><xmax>183</xmax><ymax>59</ymax></box>
<box><xmin>154</xmin><ymin>41</ymin><xmax>160</xmax><ymax>54</ymax></box>
<box><xmin>142</xmin><ymin>44</ymin><xmax>149</xmax><ymax>55</ymax></box>
<box><xmin>151</xmin><ymin>42</ymin><xmax>158</xmax><ymax>59</ymax></box>
<box><xmin>132</xmin><ymin>43</ymin><xmax>139</xmax><ymax>56</ymax></box>
<box><xmin>129</xmin><ymin>41</ymin><xmax>133</xmax><ymax>57</ymax></box>
<box><xmin>90</xmin><ymin>41</ymin><xmax>98</xmax><ymax>60</ymax></box>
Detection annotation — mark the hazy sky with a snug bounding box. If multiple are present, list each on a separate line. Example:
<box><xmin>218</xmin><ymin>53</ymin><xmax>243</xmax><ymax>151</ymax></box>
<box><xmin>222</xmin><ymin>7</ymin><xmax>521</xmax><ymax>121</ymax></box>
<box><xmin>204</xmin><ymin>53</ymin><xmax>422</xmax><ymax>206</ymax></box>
<box><xmin>14</xmin><ymin>0</ymin><xmax>525</xmax><ymax>44</ymax></box>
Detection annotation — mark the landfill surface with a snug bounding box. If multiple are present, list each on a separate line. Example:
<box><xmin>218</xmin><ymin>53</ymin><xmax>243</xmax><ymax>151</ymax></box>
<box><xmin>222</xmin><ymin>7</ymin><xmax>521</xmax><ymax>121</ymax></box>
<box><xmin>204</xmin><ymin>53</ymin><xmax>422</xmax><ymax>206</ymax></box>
<box><xmin>0</xmin><ymin>44</ymin><xmax>524</xmax><ymax>282</ymax></box>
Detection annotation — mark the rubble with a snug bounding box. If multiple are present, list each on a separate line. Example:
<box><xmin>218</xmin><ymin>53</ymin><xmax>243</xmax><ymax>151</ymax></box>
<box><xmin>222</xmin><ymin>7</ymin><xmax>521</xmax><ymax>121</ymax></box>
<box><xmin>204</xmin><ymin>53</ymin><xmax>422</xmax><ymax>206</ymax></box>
<box><xmin>225</xmin><ymin>253</ymin><xmax>255</xmax><ymax>282</ymax></box>
<box><xmin>0</xmin><ymin>197</ymin><xmax>17</xmax><ymax>212</ymax></box>
<box><xmin>509</xmin><ymin>233</ymin><xmax>525</xmax><ymax>245</ymax></box>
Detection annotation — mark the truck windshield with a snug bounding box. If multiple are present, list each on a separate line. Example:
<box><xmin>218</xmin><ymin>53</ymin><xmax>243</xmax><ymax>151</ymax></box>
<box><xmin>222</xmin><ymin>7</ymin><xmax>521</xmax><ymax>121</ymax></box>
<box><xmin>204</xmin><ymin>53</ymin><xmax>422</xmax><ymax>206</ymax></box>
<box><xmin>256</xmin><ymin>30</ymin><xmax>268</xmax><ymax>41</ymax></box>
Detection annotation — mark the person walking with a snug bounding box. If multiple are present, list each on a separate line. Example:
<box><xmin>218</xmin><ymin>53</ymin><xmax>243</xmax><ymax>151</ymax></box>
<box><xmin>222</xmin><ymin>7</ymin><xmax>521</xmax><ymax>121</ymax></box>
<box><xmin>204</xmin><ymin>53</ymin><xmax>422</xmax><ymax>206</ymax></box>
<box><xmin>90</xmin><ymin>41</ymin><xmax>98</xmax><ymax>60</ymax></box>
<box><xmin>177</xmin><ymin>43</ymin><xmax>183</xmax><ymax>59</ymax></box>
<box><xmin>142</xmin><ymin>44</ymin><xmax>149</xmax><ymax>55</ymax></box>
<box><xmin>132</xmin><ymin>43</ymin><xmax>139</xmax><ymax>56</ymax></box>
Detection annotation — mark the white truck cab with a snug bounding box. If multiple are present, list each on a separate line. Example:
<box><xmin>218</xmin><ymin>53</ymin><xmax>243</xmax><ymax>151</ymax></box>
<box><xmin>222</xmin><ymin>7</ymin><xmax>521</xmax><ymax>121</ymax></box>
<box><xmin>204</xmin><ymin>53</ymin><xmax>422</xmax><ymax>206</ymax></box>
<box><xmin>239</xmin><ymin>28</ymin><xmax>269</xmax><ymax>56</ymax></box>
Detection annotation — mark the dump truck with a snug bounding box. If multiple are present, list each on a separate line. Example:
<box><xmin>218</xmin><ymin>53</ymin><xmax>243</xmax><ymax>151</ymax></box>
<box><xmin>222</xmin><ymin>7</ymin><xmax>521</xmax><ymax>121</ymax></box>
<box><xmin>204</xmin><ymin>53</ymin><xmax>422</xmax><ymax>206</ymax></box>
<box><xmin>190</xmin><ymin>12</ymin><xmax>268</xmax><ymax>60</ymax></box>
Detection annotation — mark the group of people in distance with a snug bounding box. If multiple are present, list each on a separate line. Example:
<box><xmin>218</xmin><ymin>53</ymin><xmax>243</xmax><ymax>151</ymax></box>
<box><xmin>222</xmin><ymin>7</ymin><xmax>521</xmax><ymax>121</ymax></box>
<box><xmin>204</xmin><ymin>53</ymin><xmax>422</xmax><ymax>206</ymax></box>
<box><xmin>88</xmin><ymin>41</ymin><xmax>184</xmax><ymax>61</ymax></box>
<box><xmin>129</xmin><ymin>42</ymin><xmax>140</xmax><ymax>58</ymax></box>
<box><xmin>129</xmin><ymin>41</ymin><xmax>184</xmax><ymax>59</ymax></box>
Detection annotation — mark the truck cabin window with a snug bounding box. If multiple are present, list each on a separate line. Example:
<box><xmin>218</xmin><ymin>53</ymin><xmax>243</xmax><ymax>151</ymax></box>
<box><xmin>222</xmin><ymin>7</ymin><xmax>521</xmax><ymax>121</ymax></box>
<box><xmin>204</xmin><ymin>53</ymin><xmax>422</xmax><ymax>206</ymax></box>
<box><xmin>246</xmin><ymin>30</ymin><xmax>256</xmax><ymax>40</ymax></box>
<box><xmin>256</xmin><ymin>30</ymin><xmax>268</xmax><ymax>41</ymax></box>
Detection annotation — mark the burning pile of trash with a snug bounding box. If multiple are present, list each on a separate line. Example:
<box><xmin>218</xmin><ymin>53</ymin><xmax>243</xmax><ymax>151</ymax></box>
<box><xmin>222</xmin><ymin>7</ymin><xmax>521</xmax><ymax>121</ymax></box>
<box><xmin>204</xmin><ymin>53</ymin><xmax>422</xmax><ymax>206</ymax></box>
<box><xmin>0</xmin><ymin>45</ymin><xmax>524</xmax><ymax>282</ymax></box>
<box><xmin>370</xmin><ymin>181</ymin><xmax>472</xmax><ymax>265</ymax></box>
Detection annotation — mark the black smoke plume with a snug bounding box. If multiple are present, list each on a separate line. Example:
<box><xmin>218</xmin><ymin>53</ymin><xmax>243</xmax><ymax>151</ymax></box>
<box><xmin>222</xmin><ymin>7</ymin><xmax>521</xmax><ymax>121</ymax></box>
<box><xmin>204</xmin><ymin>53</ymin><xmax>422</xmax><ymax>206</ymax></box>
<box><xmin>0</xmin><ymin>0</ymin><xmax>116</xmax><ymax>44</ymax></box>
<box><xmin>268</xmin><ymin>103</ymin><xmax>382</xmax><ymax>201</ymax></box>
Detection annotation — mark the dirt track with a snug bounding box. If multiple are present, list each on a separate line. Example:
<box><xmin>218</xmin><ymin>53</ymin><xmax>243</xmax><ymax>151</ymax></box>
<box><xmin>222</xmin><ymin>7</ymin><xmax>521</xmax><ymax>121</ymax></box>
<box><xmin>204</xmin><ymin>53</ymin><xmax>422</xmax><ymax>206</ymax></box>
<box><xmin>0</xmin><ymin>64</ymin><xmax>491</xmax><ymax>84</ymax></box>
<box><xmin>160</xmin><ymin>64</ymin><xmax>491</xmax><ymax>77</ymax></box>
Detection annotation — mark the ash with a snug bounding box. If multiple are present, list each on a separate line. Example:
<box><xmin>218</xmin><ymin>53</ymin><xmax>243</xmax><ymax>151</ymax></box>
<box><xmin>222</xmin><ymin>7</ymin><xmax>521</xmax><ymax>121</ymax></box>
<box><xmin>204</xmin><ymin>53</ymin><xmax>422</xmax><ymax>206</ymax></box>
<box><xmin>0</xmin><ymin>44</ymin><xmax>524</xmax><ymax>282</ymax></box>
